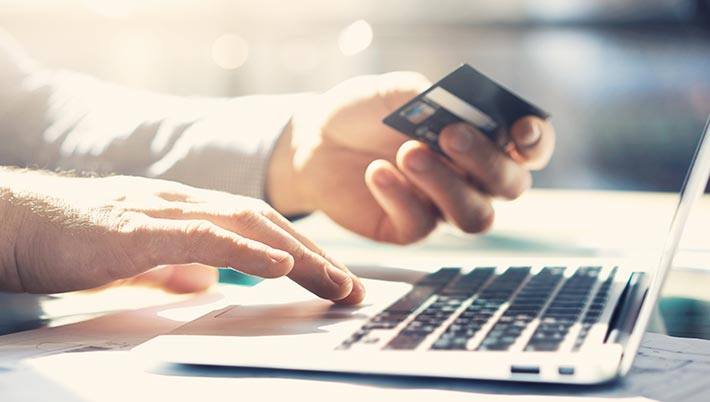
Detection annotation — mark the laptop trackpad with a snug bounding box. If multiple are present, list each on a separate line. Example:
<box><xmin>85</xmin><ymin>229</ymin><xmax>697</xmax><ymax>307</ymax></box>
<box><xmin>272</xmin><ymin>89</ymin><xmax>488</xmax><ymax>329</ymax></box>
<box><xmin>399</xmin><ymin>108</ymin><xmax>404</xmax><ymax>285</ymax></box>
<box><xmin>167</xmin><ymin>278</ymin><xmax>411</xmax><ymax>344</ymax></box>
<box><xmin>170</xmin><ymin>300</ymin><xmax>370</xmax><ymax>337</ymax></box>
<box><xmin>218</xmin><ymin>301</ymin><xmax>366</xmax><ymax>335</ymax></box>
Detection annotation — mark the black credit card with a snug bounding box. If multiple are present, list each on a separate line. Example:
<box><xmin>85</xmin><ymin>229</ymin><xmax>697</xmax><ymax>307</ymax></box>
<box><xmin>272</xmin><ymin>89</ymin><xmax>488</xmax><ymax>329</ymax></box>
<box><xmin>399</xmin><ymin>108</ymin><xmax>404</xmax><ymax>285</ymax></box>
<box><xmin>383</xmin><ymin>64</ymin><xmax>549</xmax><ymax>153</ymax></box>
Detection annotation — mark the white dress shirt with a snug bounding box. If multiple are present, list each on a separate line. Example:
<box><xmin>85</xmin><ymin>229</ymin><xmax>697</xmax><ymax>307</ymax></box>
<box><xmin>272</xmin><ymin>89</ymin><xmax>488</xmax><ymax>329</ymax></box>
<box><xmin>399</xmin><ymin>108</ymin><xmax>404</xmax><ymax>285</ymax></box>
<box><xmin>0</xmin><ymin>31</ymin><xmax>303</xmax><ymax>329</ymax></box>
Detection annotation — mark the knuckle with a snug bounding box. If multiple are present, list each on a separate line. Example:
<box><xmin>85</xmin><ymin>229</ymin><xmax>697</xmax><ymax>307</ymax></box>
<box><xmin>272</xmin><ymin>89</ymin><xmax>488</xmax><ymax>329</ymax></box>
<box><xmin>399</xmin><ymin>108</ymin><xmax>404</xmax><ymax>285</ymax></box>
<box><xmin>119</xmin><ymin>224</ymin><xmax>169</xmax><ymax>271</ymax></box>
<box><xmin>295</xmin><ymin>247</ymin><xmax>335</xmax><ymax>284</ymax></box>
<box><xmin>257</xmin><ymin>203</ymin><xmax>280</xmax><ymax>220</ymax></box>
<box><xmin>233</xmin><ymin>208</ymin><xmax>267</xmax><ymax>231</ymax></box>
<box><xmin>104</xmin><ymin>211</ymin><xmax>151</xmax><ymax>275</ymax></box>
<box><xmin>183</xmin><ymin>220</ymin><xmax>219</xmax><ymax>252</ymax></box>
<box><xmin>111</xmin><ymin>210</ymin><xmax>149</xmax><ymax>236</ymax></box>
<box><xmin>184</xmin><ymin>220</ymin><xmax>217</xmax><ymax>242</ymax></box>
<box><xmin>289</xmin><ymin>244</ymin><xmax>310</xmax><ymax>265</ymax></box>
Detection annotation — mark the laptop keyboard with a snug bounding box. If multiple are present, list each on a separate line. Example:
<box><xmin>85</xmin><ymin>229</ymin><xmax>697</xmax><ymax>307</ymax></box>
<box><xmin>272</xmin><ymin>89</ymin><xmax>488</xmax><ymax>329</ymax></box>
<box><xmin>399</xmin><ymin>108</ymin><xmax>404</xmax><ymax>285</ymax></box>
<box><xmin>387</xmin><ymin>267</ymin><xmax>496</xmax><ymax>350</ymax></box>
<box><xmin>476</xmin><ymin>266</ymin><xmax>565</xmax><ymax>351</ymax></box>
<box><xmin>338</xmin><ymin>266</ymin><xmax>618</xmax><ymax>352</ymax></box>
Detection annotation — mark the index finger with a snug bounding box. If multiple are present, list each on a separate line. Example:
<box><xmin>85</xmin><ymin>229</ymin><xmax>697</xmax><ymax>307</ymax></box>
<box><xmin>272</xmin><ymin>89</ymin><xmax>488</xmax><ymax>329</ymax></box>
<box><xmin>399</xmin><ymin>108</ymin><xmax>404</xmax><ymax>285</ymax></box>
<box><xmin>508</xmin><ymin>116</ymin><xmax>556</xmax><ymax>170</ymax></box>
<box><xmin>263</xmin><ymin>210</ymin><xmax>366</xmax><ymax>305</ymax></box>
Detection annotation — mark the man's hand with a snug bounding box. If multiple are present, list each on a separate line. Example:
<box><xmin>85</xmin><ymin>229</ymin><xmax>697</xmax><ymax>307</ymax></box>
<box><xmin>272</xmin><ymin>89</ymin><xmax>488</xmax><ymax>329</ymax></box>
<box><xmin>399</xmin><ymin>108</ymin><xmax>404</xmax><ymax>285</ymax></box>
<box><xmin>267</xmin><ymin>72</ymin><xmax>555</xmax><ymax>244</ymax></box>
<box><xmin>0</xmin><ymin>171</ymin><xmax>364</xmax><ymax>303</ymax></box>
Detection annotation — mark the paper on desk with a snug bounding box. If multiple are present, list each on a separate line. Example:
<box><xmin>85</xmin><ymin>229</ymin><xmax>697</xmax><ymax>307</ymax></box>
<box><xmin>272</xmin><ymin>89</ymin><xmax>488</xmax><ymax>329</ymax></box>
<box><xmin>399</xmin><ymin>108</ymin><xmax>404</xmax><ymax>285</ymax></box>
<box><xmin>0</xmin><ymin>285</ymin><xmax>256</xmax><ymax>369</ymax></box>
<box><xmin>620</xmin><ymin>333</ymin><xmax>710</xmax><ymax>402</ymax></box>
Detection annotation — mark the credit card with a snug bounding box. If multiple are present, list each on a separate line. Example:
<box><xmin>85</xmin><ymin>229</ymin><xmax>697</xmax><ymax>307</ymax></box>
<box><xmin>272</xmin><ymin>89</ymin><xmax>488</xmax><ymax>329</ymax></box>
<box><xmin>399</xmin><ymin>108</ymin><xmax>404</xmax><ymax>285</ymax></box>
<box><xmin>383</xmin><ymin>64</ymin><xmax>549</xmax><ymax>154</ymax></box>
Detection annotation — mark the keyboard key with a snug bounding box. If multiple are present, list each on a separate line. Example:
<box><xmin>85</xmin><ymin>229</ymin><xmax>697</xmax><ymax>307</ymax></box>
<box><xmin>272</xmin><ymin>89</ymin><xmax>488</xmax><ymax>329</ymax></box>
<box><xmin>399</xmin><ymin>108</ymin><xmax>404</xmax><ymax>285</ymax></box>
<box><xmin>476</xmin><ymin>267</ymin><xmax>565</xmax><ymax>351</ymax></box>
<box><xmin>386</xmin><ymin>286</ymin><xmax>439</xmax><ymax>314</ymax></box>
<box><xmin>338</xmin><ymin>268</ymin><xmax>464</xmax><ymax>350</ymax></box>
<box><xmin>572</xmin><ymin>267</ymin><xmax>618</xmax><ymax>350</ymax></box>
<box><xmin>525</xmin><ymin>267</ymin><xmax>604</xmax><ymax>352</ymax></box>
<box><xmin>431</xmin><ymin>267</ymin><xmax>531</xmax><ymax>351</ymax></box>
<box><xmin>384</xmin><ymin>267</ymin><xmax>496</xmax><ymax>350</ymax></box>
<box><xmin>417</xmin><ymin>267</ymin><xmax>461</xmax><ymax>286</ymax></box>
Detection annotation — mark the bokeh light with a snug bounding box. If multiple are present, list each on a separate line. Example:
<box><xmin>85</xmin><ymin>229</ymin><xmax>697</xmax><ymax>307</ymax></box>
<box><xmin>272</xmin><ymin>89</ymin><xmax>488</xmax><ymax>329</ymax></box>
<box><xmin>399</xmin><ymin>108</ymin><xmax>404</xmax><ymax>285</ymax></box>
<box><xmin>338</xmin><ymin>19</ymin><xmax>373</xmax><ymax>56</ymax></box>
<box><xmin>211</xmin><ymin>33</ymin><xmax>250</xmax><ymax>70</ymax></box>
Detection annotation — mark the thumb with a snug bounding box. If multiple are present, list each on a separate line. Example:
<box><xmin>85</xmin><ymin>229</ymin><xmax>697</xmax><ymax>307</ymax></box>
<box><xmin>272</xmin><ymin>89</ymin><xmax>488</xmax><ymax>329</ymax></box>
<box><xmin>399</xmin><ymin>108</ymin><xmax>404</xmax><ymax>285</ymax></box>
<box><xmin>377</xmin><ymin>71</ymin><xmax>432</xmax><ymax>111</ymax></box>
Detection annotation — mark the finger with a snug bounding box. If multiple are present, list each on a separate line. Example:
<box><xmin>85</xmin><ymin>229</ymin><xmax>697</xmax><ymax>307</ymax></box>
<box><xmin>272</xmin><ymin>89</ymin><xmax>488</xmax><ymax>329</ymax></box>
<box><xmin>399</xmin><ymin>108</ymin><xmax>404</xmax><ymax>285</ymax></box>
<box><xmin>438</xmin><ymin>123</ymin><xmax>532</xmax><ymax>199</ymax></box>
<box><xmin>245</xmin><ymin>212</ymin><xmax>356</xmax><ymax>302</ymax></box>
<box><xmin>128</xmin><ymin>264</ymin><xmax>218</xmax><ymax>293</ymax></box>
<box><xmin>126</xmin><ymin>217</ymin><xmax>294</xmax><ymax>279</ymax></box>
<box><xmin>137</xmin><ymin>207</ymin><xmax>354</xmax><ymax>301</ymax></box>
<box><xmin>364</xmin><ymin>159</ymin><xmax>438</xmax><ymax>244</ymax></box>
<box><xmin>397</xmin><ymin>141</ymin><xmax>495</xmax><ymax>233</ymax></box>
<box><xmin>508</xmin><ymin>116</ymin><xmax>556</xmax><ymax>169</ymax></box>
<box><xmin>260</xmin><ymin>210</ymin><xmax>365</xmax><ymax>305</ymax></box>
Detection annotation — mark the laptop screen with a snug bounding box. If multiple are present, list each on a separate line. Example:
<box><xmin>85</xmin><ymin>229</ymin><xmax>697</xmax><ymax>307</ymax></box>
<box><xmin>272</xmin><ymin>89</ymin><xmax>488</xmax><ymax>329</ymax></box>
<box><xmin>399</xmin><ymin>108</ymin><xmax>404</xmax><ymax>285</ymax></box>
<box><xmin>620</xmin><ymin>116</ymin><xmax>710</xmax><ymax>373</ymax></box>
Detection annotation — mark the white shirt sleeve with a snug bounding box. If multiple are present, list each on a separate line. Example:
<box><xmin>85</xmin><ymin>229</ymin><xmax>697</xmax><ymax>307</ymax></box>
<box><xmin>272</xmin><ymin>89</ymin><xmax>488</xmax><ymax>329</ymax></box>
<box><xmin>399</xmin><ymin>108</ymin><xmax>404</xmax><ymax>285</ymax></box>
<box><xmin>0</xmin><ymin>31</ymin><xmax>308</xmax><ymax>327</ymax></box>
<box><xmin>0</xmin><ymin>30</ymin><xmax>305</xmax><ymax>200</ymax></box>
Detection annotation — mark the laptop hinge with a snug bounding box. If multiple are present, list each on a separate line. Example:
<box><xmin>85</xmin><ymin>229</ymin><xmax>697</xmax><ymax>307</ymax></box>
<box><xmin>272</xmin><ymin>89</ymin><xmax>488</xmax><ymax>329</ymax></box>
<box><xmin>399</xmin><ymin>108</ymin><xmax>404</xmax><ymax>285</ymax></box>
<box><xmin>605</xmin><ymin>272</ymin><xmax>649</xmax><ymax>345</ymax></box>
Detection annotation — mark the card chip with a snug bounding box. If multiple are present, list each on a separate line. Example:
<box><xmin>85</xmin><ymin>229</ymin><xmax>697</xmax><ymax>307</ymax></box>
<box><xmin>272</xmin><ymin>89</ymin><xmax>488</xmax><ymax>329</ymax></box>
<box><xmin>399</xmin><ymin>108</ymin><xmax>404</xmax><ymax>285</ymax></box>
<box><xmin>400</xmin><ymin>101</ymin><xmax>437</xmax><ymax>125</ymax></box>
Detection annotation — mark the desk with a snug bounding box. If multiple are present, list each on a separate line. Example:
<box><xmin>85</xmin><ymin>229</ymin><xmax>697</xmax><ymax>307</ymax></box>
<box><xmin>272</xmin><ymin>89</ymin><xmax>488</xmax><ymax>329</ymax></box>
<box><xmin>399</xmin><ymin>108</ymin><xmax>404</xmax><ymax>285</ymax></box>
<box><xmin>1</xmin><ymin>189</ymin><xmax>710</xmax><ymax>402</ymax></box>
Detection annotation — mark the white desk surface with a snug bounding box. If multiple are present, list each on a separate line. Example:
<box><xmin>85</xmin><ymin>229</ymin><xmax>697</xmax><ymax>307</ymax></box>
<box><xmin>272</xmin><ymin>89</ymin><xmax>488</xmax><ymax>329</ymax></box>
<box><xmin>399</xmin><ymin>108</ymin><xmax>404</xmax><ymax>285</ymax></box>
<box><xmin>1</xmin><ymin>189</ymin><xmax>710</xmax><ymax>402</ymax></box>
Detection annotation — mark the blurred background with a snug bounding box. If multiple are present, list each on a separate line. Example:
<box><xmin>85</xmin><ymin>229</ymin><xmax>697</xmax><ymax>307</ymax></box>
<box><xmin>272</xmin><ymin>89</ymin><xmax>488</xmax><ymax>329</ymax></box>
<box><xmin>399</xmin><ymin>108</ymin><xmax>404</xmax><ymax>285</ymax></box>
<box><xmin>1</xmin><ymin>0</ymin><xmax>708</xmax><ymax>192</ymax></box>
<box><xmin>1</xmin><ymin>0</ymin><xmax>709</xmax><ymax>340</ymax></box>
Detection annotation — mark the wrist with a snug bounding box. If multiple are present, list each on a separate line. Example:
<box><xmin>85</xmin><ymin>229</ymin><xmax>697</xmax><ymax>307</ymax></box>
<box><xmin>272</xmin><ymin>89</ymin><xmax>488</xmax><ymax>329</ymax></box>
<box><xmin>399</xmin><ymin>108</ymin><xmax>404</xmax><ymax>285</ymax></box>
<box><xmin>266</xmin><ymin>119</ymin><xmax>314</xmax><ymax>216</ymax></box>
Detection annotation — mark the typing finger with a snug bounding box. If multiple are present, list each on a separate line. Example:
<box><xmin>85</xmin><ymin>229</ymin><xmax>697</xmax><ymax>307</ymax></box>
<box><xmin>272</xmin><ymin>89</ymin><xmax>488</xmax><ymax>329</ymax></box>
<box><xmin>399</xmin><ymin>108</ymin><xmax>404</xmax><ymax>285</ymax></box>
<box><xmin>260</xmin><ymin>208</ymin><xmax>366</xmax><ymax>305</ymax></box>
<box><xmin>125</xmin><ymin>216</ymin><xmax>295</xmax><ymax>279</ymax></box>
<box><xmin>136</xmin><ymin>205</ymin><xmax>354</xmax><ymax>302</ymax></box>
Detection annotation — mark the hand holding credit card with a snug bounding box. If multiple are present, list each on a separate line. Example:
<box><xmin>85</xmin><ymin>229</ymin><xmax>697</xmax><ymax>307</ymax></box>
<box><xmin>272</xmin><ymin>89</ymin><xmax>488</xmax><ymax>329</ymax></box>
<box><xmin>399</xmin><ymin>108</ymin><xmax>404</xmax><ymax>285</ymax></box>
<box><xmin>265</xmin><ymin>67</ymin><xmax>555</xmax><ymax>246</ymax></box>
<box><xmin>383</xmin><ymin>64</ymin><xmax>550</xmax><ymax>155</ymax></box>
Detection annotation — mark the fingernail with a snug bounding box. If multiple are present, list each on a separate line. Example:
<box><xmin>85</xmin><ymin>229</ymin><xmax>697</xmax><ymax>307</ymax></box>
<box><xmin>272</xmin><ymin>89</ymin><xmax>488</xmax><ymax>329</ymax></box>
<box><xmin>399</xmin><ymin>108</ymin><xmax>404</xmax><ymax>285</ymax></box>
<box><xmin>406</xmin><ymin>150</ymin><xmax>432</xmax><ymax>172</ymax></box>
<box><xmin>374</xmin><ymin>169</ymin><xmax>396</xmax><ymax>187</ymax></box>
<box><xmin>327</xmin><ymin>267</ymin><xmax>352</xmax><ymax>287</ymax></box>
<box><xmin>519</xmin><ymin>120</ymin><xmax>541</xmax><ymax>147</ymax></box>
<box><xmin>449</xmin><ymin>125</ymin><xmax>473</xmax><ymax>152</ymax></box>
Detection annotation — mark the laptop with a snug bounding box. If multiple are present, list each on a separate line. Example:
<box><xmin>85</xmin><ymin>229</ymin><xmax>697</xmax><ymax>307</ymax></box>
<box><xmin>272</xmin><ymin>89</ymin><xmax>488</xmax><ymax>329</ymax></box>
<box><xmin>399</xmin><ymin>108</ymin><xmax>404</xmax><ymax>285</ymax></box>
<box><xmin>136</xmin><ymin>117</ymin><xmax>710</xmax><ymax>384</ymax></box>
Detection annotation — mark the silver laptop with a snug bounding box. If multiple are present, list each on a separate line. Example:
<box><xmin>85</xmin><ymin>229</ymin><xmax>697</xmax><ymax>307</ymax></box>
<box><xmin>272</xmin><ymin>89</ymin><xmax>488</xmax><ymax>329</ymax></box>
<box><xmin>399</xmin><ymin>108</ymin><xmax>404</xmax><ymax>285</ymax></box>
<box><xmin>136</xmin><ymin>117</ymin><xmax>710</xmax><ymax>384</ymax></box>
